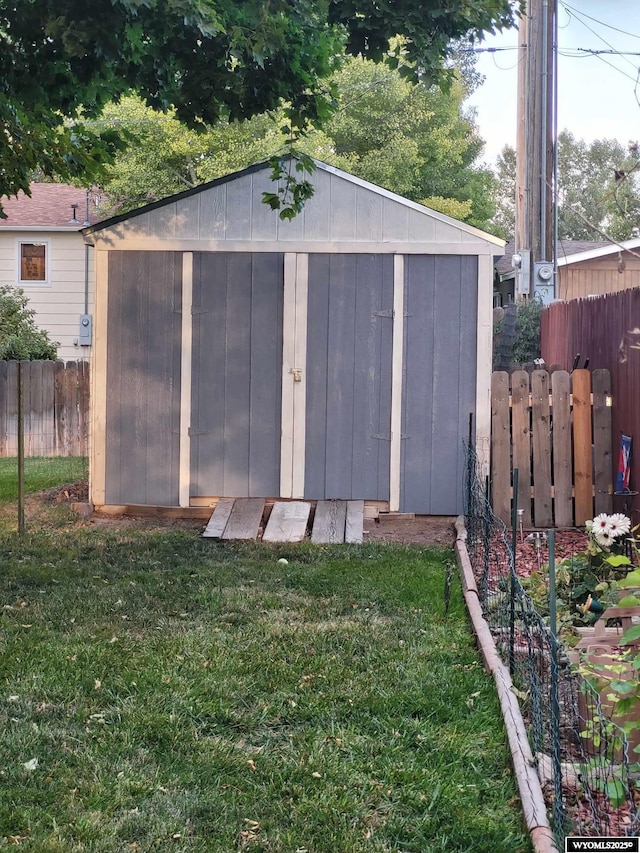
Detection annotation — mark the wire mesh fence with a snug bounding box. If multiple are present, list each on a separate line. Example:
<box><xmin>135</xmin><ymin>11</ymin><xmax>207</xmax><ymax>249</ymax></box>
<box><xmin>464</xmin><ymin>442</ymin><xmax>640</xmax><ymax>847</ymax></box>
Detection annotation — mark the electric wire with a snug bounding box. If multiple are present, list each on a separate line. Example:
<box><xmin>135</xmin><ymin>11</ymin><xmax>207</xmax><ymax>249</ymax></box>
<box><xmin>561</xmin><ymin>2</ymin><xmax>640</xmax><ymax>41</ymax></box>
<box><xmin>558</xmin><ymin>1</ymin><xmax>640</xmax><ymax>73</ymax></box>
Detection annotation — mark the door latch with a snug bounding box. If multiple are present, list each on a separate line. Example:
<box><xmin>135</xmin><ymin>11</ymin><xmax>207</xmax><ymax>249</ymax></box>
<box><xmin>290</xmin><ymin>367</ymin><xmax>303</xmax><ymax>382</ymax></box>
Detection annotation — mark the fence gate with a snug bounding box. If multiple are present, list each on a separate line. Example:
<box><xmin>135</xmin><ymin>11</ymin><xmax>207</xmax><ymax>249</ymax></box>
<box><xmin>490</xmin><ymin>368</ymin><xmax>612</xmax><ymax>528</ymax></box>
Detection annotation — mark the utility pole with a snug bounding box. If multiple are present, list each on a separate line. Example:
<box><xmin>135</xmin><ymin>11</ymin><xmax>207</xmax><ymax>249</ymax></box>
<box><xmin>514</xmin><ymin>0</ymin><xmax>556</xmax><ymax>303</ymax></box>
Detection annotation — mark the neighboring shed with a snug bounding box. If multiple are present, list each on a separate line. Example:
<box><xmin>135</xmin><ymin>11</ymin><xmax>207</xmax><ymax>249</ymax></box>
<box><xmin>84</xmin><ymin>159</ymin><xmax>503</xmax><ymax>516</ymax></box>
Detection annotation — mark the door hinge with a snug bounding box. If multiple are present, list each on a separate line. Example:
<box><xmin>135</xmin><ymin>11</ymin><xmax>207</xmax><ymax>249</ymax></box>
<box><xmin>373</xmin><ymin>309</ymin><xmax>394</xmax><ymax>319</ymax></box>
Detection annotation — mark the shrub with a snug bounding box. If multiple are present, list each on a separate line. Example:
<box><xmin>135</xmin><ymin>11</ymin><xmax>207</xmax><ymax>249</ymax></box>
<box><xmin>0</xmin><ymin>285</ymin><xmax>58</xmax><ymax>360</ymax></box>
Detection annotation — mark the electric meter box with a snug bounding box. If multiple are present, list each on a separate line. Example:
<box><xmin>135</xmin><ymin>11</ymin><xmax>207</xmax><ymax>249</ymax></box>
<box><xmin>78</xmin><ymin>313</ymin><xmax>93</xmax><ymax>346</ymax></box>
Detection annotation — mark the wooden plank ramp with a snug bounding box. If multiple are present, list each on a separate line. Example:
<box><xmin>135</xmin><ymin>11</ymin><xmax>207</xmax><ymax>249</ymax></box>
<box><xmin>263</xmin><ymin>501</ymin><xmax>311</xmax><ymax>543</ymax></box>
<box><xmin>345</xmin><ymin>500</ymin><xmax>364</xmax><ymax>543</ymax></box>
<box><xmin>222</xmin><ymin>498</ymin><xmax>265</xmax><ymax>540</ymax></box>
<box><xmin>202</xmin><ymin>498</ymin><xmax>235</xmax><ymax>539</ymax></box>
<box><xmin>312</xmin><ymin>500</ymin><xmax>348</xmax><ymax>543</ymax></box>
<box><xmin>203</xmin><ymin>499</ymin><xmax>364</xmax><ymax>543</ymax></box>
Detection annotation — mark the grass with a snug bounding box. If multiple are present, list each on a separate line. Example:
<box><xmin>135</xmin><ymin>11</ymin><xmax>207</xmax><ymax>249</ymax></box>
<box><xmin>0</xmin><ymin>457</ymin><xmax>87</xmax><ymax>502</ymax></box>
<box><xmin>0</xmin><ymin>493</ymin><xmax>532</xmax><ymax>851</ymax></box>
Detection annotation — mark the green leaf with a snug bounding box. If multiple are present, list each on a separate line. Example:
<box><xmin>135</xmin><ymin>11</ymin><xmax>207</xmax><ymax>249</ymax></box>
<box><xmin>617</xmin><ymin>595</ymin><xmax>640</xmax><ymax>606</ymax></box>
<box><xmin>605</xmin><ymin>554</ymin><xmax>631</xmax><ymax>567</ymax></box>
<box><xmin>610</xmin><ymin>680</ymin><xmax>635</xmax><ymax>695</ymax></box>
<box><xmin>622</xmin><ymin>624</ymin><xmax>640</xmax><ymax>644</ymax></box>
<box><xmin>605</xmin><ymin>778</ymin><xmax>626</xmax><ymax>808</ymax></box>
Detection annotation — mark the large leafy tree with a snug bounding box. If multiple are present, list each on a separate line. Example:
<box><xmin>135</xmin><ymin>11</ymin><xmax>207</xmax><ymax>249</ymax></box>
<box><xmin>555</xmin><ymin>132</ymin><xmax>640</xmax><ymax>241</ymax></box>
<box><xmin>98</xmin><ymin>55</ymin><xmax>498</xmax><ymax>230</ymax></box>
<box><xmin>493</xmin><ymin>133</ymin><xmax>640</xmax><ymax>241</ymax></box>
<box><xmin>1</xmin><ymin>0</ymin><xmax>517</xmax><ymax>211</ymax></box>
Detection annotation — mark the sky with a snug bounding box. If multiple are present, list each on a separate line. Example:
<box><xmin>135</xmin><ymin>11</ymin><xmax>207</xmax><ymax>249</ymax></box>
<box><xmin>467</xmin><ymin>0</ymin><xmax>640</xmax><ymax>166</ymax></box>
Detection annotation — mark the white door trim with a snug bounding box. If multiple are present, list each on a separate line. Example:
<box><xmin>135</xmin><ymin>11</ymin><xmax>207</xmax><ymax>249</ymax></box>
<box><xmin>179</xmin><ymin>252</ymin><xmax>193</xmax><ymax>507</ymax></box>
<box><xmin>280</xmin><ymin>253</ymin><xmax>308</xmax><ymax>498</ymax></box>
<box><xmin>389</xmin><ymin>254</ymin><xmax>405</xmax><ymax>512</ymax></box>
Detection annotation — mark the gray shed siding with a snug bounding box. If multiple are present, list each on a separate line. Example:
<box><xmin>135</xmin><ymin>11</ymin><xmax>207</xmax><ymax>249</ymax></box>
<box><xmin>304</xmin><ymin>254</ymin><xmax>393</xmax><ymax>500</ymax></box>
<box><xmin>190</xmin><ymin>253</ymin><xmax>284</xmax><ymax>497</ymax></box>
<box><xmin>101</xmin><ymin>166</ymin><xmax>488</xmax><ymax>246</ymax></box>
<box><xmin>400</xmin><ymin>255</ymin><xmax>478</xmax><ymax>514</ymax></box>
<box><xmin>92</xmin><ymin>161</ymin><xmax>499</xmax><ymax>513</ymax></box>
<box><xmin>105</xmin><ymin>251</ymin><xmax>182</xmax><ymax>505</ymax></box>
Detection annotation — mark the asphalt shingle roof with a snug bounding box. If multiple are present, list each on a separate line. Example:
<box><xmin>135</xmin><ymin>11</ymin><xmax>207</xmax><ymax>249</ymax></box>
<box><xmin>0</xmin><ymin>183</ymin><xmax>104</xmax><ymax>228</ymax></box>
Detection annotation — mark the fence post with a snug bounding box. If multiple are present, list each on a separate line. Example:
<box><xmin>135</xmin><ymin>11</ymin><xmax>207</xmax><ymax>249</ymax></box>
<box><xmin>548</xmin><ymin>530</ymin><xmax>565</xmax><ymax>836</ymax></box>
<box><xmin>17</xmin><ymin>361</ymin><xmax>25</xmax><ymax>534</ymax></box>
<box><xmin>510</xmin><ymin>467</ymin><xmax>519</xmax><ymax>676</ymax></box>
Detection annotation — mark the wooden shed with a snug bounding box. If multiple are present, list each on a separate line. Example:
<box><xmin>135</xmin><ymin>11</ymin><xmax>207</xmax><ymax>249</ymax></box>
<box><xmin>84</xmin><ymin>159</ymin><xmax>503</xmax><ymax>516</ymax></box>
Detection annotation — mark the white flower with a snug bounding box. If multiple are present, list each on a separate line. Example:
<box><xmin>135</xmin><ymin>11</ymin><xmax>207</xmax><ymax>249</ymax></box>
<box><xmin>585</xmin><ymin>520</ymin><xmax>593</xmax><ymax>532</ymax></box>
<box><xmin>592</xmin><ymin>513</ymin><xmax>612</xmax><ymax>534</ymax></box>
<box><xmin>594</xmin><ymin>528</ymin><xmax>614</xmax><ymax>550</ymax></box>
<box><xmin>607</xmin><ymin>513</ymin><xmax>631</xmax><ymax>538</ymax></box>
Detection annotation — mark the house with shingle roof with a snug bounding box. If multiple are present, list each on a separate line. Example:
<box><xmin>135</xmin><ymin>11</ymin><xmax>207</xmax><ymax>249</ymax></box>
<box><xmin>495</xmin><ymin>238</ymin><xmax>640</xmax><ymax>304</ymax></box>
<box><xmin>0</xmin><ymin>183</ymin><xmax>105</xmax><ymax>359</ymax></box>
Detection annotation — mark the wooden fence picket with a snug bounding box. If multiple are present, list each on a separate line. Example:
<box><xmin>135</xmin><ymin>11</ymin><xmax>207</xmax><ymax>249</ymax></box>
<box><xmin>0</xmin><ymin>360</ymin><xmax>89</xmax><ymax>458</ymax></box>
<box><xmin>511</xmin><ymin>370</ymin><xmax>532</xmax><ymax>528</ymax></box>
<box><xmin>551</xmin><ymin>370</ymin><xmax>572</xmax><ymax>528</ymax></box>
<box><xmin>572</xmin><ymin>369</ymin><xmax>593</xmax><ymax>526</ymax></box>
<box><xmin>490</xmin><ymin>367</ymin><xmax>613</xmax><ymax>529</ymax></box>
<box><xmin>491</xmin><ymin>371</ymin><xmax>511</xmax><ymax>525</ymax></box>
<box><xmin>531</xmin><ymin>370</ymin><xmax>552</xmax><ymax>528</ymax></box>
<box><xmin>591</xmin><ymin>369</ymin><xmax>613</xmax><ymax>516</ymax></box>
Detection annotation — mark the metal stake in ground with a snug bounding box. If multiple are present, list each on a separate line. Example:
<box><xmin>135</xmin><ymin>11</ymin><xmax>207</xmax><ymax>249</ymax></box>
<box><xmin>510</xmin><ymin>468</ymin><xmax>519</xmax><ymax>676</ymax></box>
<box><xmin>17</xmin><ymin>360</ymin><xmax>25</xmax><ymax>535</ymax></box>
<box><xmin>548</xmin><ymin>530</ymin><xmax>565</xmax><ymax>837</ymax></box>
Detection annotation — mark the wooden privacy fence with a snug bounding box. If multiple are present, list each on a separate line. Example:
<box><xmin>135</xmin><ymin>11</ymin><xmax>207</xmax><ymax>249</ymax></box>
<box><xmin>0</xmin><ymin>360</ymin><xmax>89</xmax><ymax>457</ymax></box>
<box><xmin>491</xmin><ymin>368</ymin><xmax>612</xmax><ymax>528</ymax></box>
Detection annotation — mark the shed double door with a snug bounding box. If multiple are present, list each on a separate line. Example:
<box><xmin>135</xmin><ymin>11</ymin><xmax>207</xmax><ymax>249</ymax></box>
<box><xmin>189</xmin><ymin>252</ymin><xmax>394</xmax><ymax>501</ymax></box>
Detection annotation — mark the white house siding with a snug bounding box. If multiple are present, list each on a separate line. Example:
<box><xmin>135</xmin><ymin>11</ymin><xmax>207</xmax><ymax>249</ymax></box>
<box><xmin>0</xmin><ymin>230</ymin><xmax>93</xmax><ymax>360</ymax></box>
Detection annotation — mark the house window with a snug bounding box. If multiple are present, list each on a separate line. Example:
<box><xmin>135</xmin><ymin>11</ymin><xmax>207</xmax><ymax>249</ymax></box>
<box><xmin>18</xmin><ymin>241</ymin><xmax>48</xmax><ymax>284</ymax></box>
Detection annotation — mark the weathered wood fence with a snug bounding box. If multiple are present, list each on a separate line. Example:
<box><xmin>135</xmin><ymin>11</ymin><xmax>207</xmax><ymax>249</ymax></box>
<box><xmin>491</xmin><ymin>368</ymin><xmax>612</xmax><ymax>528</ymax></box>
<box><xmin>0</xmin><ymin>361</ymin><xmax>89</xmax><ymax>457</ymax></box>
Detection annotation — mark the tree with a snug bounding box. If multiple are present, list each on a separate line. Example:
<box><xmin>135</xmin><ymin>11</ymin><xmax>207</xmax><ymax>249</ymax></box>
<box><xmin>1</xmin><ymin>0</ymin><xmax>518</xmax><ymax>212</ymax></box>
<box><xmin>305</xmin><ymin>56</ymin><xmax>498</xmax><ymax>230</ymax></box>
<box><xmin>492</xmin><ymin>134</ymin><xmax>640</xmax><ymax>241</ymax></box>
<box><xmin>0</xmin><ymin>287</ymin><xmax>58</xmax><ymax>360</ymax></box>
<box><xmin>98</xmin><ymin>55</ymin><xmax>498</xmax><ymax>230</ymax></box>
<box><xmin>556</xmin><ymin>132</ymin><xmax>640</xmax><ymax>242</ymax></box>
<box><xmin>491</xmin><ymin>145</ymin><xmax>516</xmax><ymax>240</ymax></box>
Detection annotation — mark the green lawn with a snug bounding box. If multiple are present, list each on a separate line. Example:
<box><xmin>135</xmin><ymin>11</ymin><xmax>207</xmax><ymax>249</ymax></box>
<box><xmin>0</xmin><ymin>511</ymin><xmax>532</xmax><ymax>851</ymax></box>
<box><xmin>0</xmin><ymin>456</ymin><xmax>87</xmax><ymax>502</ymax></box>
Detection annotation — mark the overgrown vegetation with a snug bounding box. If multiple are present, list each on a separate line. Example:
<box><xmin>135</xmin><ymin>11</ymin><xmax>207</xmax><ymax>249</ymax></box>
<box><xmin>0</xmin><ymin>489</ymin><xmax>531</xmax><ymax>850</ymax></box>
<box><xmin>493</xmin><ymin>299</ymin><xmax>543</xmax><ymax>369</ymax></box>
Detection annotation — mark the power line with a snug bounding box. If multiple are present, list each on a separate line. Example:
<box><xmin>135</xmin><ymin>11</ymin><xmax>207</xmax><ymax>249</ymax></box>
<box><xmin>558</xmin><ymin>1</ymin><xmax>640</xmax><ymax>73</ymax></box>
<box><xmin>560</xmin><ymin>48</ymin><xmax>640</xmax><ymax>57</ymax></box>
<box><xmin>561</xmin><ymin>2</ymin><xmax>640</xmax><ymax>41</ymax></box>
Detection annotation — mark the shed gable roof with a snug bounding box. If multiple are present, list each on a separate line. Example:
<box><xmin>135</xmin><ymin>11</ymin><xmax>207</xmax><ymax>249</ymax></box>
<box><xmin>85</xmin><ymin>159</ymin><xmax>504</xmax><ymax>249</ymax></box>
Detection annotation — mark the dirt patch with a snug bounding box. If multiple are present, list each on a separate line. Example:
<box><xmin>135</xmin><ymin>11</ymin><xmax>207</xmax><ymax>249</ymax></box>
<box><xmin>364</xmin><ymin>514</ymin><xmax>456</xmax><ymax>547</ymax></box>
<box><xmin>21</xmin><ymin>485</ymin><xmax>459</xmax><ymax>545</ymax></box>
